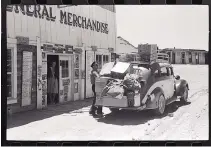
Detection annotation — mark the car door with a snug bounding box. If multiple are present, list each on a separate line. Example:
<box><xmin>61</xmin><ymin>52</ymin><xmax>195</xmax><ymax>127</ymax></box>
<box><xmin>156</xmin><ymin>67</ymin><xmax>174</xmax><ymax>100</ymax></box>
<box><xmin>166</xmin><ymin>67</ymin><xmax>175</xmax><ymax>98</ymax></box>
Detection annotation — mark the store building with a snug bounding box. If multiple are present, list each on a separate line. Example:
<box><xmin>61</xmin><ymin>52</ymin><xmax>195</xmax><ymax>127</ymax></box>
<box><xmin>6</xmin><ymin>5</ymin><xmax>117</xmax><ymax>114</ymax></box>
<box><xmin>160</xmin><ymin>48</ymin><xmax>208</xmax><ymax>64</ymax></box>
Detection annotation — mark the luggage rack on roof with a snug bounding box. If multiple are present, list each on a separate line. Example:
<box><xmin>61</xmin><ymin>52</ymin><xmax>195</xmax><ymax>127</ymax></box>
<box><xmin>156</xmin><ymin>53</ymin><xmax>170</xmax><ymax>63</ymax></box>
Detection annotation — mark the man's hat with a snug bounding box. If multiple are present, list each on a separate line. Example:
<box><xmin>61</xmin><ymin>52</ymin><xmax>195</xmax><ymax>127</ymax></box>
<box><xmin>91</xmin><ymin>61</ymin><xmax>98</xmax><ymax>68</ymax></box>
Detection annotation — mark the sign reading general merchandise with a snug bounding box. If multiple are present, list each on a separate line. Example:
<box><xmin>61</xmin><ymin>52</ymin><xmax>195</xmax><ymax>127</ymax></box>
<box><xmin>7</xmin><ymin>5</ymin><xmax>109</xmax><ymax>34</ymax></box>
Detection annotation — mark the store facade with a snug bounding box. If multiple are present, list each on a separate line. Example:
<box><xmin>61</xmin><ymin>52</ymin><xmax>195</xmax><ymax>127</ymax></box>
<box><xmin>6</xmin><ymin>5</ymin><xmax>117</xmax><ymax>113</ymax></box>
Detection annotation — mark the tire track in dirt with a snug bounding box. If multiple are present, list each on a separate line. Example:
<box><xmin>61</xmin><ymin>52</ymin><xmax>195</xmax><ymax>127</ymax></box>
<box><xmin>138</xmin><ymin>88</ymin><xmax>208</xmax><ymax>140</ymax></box>
<box><xmin>157</xmin><ymin>98</ymin><xmax>208</xmax><ymax>140</ymax></box>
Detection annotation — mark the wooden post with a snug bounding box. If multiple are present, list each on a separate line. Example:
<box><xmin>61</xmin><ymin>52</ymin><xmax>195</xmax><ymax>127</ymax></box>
<box><xmin>36</xmin><ymin>36</ymin><xmax>43</xmax><ymax>109</ymax></box>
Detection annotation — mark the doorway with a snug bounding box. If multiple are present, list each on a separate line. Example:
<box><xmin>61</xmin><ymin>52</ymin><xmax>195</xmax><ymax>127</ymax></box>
<box><xmin>172</xmin><ymin>52</ymin><xmax>176</xmax><ymax>64</ymax></box>
<box><xmin>167</xmin><ymin>52</ymin><xmax>171</xmax><ymax>63</ymax></box>
<box><xmin>195</xmin><ymin>53</ymin><xmax>199</xmax><ymax>64</ymax></box>
<box><xmin>47</xmin><ymin>55</ymin><xmax>59</xmax><ymax>105</ymax></box>
<box><xmin>205</xmin><ymin>52</ymin><xmax>208</xmax><ymax>64</ymax></box>
<box><xmin>181</xmin><ymin>52</ymin><xmax>185</xmax><ymax>64</ymax></box>
<box><xmin>188</xmin><ymin>52</ymin><xmax>192</xmax><ymax>64</ymax></box>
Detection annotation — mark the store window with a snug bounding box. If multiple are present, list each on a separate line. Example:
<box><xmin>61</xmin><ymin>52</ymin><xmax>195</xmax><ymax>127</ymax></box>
<box><xmin>61</xmin><ymin>60</ymin><xmax>69</xmax><ymax>78</ymax></box>
<box><xmin>103</xmin><ymin>55</ymin><xmax>109</xmax><ymax>64</ymax></box>
<box><xmin>7</xmin><ymin>49</ymin><xmax>12</xmax><ymax>98</ymax></box>
<box><xmin>96</xmin><ymin>54</ymin><xmax>109</xmax><ymax>69</ymax></box>
<box><xmin>74</xmin><ymin>54</ymin><xmax>79</xmax><ymax>79</ymax></box>
<box><xmin>96</xmin><ymin>54</ymin><xmax>102</xmax><ymax>69</ymax></box>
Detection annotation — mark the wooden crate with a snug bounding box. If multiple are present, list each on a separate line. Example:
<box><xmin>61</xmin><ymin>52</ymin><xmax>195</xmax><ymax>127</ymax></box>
<box><xmin>138</xmin><ymin>44</ymin><xmax>158</xmax><ymax>63</ymax></box>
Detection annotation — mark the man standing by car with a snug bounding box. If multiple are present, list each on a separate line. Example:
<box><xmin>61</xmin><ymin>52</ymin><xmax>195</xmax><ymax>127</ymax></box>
<box><xmin>89</xmin><ymin>61</ymin><xmax>103</xmax><ymax>116</ymax></box>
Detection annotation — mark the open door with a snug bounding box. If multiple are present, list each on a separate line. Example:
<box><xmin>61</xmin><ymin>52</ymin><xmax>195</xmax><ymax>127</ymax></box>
<box><xmin>59</xmin><ymin>55</ymin><xmax>72</xmax><ymax>103</ymax></box>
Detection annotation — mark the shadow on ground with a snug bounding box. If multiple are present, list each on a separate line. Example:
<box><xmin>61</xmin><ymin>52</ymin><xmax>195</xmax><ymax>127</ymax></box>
<box><xmin>7</xmin><ymin>98</ymin><xmax>93</xmax><ymax>129</ymax></box>
<box><xmin>96</xmin><ymin>101</ymin><xmax>191</xmax><ymax>126</ymax></box>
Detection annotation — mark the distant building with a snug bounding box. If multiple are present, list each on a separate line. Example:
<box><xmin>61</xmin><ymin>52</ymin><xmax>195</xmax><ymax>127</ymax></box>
<box><xmin>160</xmin><ymin>48</ymin><xmax>208</xmax><ymax>64</ymax></box>
<box><xmin>116</xmin><ymin>36</ymin><xmax>138</xmax><ymax>54</ymax></box>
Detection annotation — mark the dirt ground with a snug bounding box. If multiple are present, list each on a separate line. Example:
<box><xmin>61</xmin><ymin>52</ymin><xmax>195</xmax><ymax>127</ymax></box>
<box><xmin>7</xmin><ymin>65</ymin><xmax>209</xmax><ymax>141</ymax></box>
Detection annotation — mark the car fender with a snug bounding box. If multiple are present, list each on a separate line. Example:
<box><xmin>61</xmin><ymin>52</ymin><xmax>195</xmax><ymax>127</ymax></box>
<box><xmin>145</xmin><ymin>87</ymin><xmax>165</xmax><ymax>109</ymax></box>
<box><xmin>175</xmin><ymin>79</ymin><xmax>189</xmax><ymax>96</ymax></box>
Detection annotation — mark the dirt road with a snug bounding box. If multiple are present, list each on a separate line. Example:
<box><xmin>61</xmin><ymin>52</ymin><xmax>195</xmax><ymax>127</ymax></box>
<box><xmin>7</xmin><ymin>65</ymin><xmax>208</xmax><ymax>140</ymax></box>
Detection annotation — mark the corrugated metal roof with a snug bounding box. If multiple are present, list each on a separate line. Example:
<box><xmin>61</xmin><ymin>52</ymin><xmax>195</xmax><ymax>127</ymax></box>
<box><xmin>117</xmin><ymin>36</ymin><xmax>138</xmax><ymax>49</ymax></box>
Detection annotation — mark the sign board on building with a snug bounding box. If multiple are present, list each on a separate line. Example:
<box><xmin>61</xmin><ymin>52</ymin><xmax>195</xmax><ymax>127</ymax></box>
<box><xmin>43</xmin><ymin>44</ymin><xmax>54</xmax><ymax>52</ymax></box>
<box><xmin>73</xmin><ymin>48</ymin><xmax>83</xmax><ymax>54</ymax></box>
<box><xmin>16</xmin><ymin>36</ymin><xmax>29</xmax><ymax>45</ymax></box>
<box><xmin>7</xmin><ymin>5</ymin><xmax>109</xmax><ymax>34</ymax></box>
<box><xmin>65</xmin><ymin>45</ymin><xmax>73</xmax><ymax>54</ymax></box>
<box><xmin>21</xmin><ymin>51</ymin><xmax>33</xmax><ymax>106</ymax></box>
<box><xmin>54</xmin><ymin>45</ymin><xmax>65</xmax><ymax>53</ymax></box>
<box><xmin>91</xmin><ymin>46</ymin><xmax>97</xmax><ymax>52</ymax></box>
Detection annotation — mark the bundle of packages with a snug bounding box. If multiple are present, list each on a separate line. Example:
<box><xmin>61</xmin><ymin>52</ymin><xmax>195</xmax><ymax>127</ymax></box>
<box><xmin>123</xmin><ymin>74</ymin><xmax>141</xmax><ymax>91</ymax></box>
<box><xmin>101</xmin><ymin>79</ymin><xmax>124</xmax><ymax>99</ymax></box>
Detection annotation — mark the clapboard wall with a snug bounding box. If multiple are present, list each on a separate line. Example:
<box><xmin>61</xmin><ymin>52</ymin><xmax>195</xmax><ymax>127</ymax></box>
<box><xmin>6</xmin><ymin>5</ymin><xmax>117</xmax><ymax>50</ymax></box>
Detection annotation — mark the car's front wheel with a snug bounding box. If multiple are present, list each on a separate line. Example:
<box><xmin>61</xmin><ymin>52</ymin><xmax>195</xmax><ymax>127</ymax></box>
<box><xmin>154</xmin><ymin>92</ymin><xmax>166</xmax><ymax>115</ymax></box>
<box><xmin>180</xmin><ymin>86</ymin><xmax>188</xmax><ymax>104</ymax></box>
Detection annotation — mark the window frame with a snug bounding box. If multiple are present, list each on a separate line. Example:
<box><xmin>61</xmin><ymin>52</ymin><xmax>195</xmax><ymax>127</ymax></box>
<box><xmin>96</xmin><ymin>53</ymin><xmax>110</xmax><ymax>70</ymax></box>
<box><xmin>61</xmin><ymin>60</ymin><xmax>69</xmax><ymax>78</ymax></box>
<box><xmin>7</xmin><ymin>45</ymin><xmax>17</xmax><ymax>104</ymax></box>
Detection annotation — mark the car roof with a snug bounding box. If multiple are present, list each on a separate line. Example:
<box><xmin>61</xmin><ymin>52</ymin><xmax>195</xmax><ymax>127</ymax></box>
<box><xmin>158</xmin><ymin>62</ymin><xmax>172</xmax><ymax>68</ymax></box>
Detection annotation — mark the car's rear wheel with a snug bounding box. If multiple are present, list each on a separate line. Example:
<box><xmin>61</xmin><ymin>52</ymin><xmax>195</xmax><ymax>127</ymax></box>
<box><xmin>180</xmin><ymin>86</ymin><xmax>188</xmax><ymax>104</ymax></box>
<box><xmin>154</xmin><ymin>92</ymin><xmax>166</xmax><ymax>115</ymax></box>
<box><xmin>109</xmin><ymin>108</ymin><xmax>119</xmax><ymax>113</ymax></box>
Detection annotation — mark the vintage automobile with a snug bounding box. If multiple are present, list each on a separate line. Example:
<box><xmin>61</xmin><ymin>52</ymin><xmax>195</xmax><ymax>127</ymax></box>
<box><xmin>95</xmin><ymin>61</ymin><xmax>189</xmax><ymax>115</ymax></box>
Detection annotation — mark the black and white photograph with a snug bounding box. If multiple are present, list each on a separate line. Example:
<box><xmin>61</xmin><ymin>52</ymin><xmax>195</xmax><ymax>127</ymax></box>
<box><xmin>6</xmin><ymin>5</ymin><xmax>208</xmax><ymax>141</ymax></box>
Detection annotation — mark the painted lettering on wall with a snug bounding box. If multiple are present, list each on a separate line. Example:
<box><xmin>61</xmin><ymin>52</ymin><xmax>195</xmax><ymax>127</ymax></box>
<box><xmin>7</xmin><ymin>5</ymin><xmax>109</xmax><ymax>34</ymax></box>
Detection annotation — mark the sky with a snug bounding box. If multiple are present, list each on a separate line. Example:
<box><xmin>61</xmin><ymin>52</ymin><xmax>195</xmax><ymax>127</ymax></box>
<box><xmin>115</xmin><ymin>5</ymin><xmax>209</xmax><ymax>51</ymax></box>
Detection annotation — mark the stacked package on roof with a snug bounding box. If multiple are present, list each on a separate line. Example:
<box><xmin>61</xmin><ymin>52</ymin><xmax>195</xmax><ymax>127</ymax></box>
<box><xmin>138</xmin><ymin>44</ymin><xmax>158</xmax><ymax>63</ymax></box>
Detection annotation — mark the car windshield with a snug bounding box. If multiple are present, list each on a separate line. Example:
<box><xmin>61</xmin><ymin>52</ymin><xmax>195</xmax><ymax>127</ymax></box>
<box><xmin>132</xmin><ymin>65</ymin><xmax>150</xmax><ymax>75</ymax></box>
